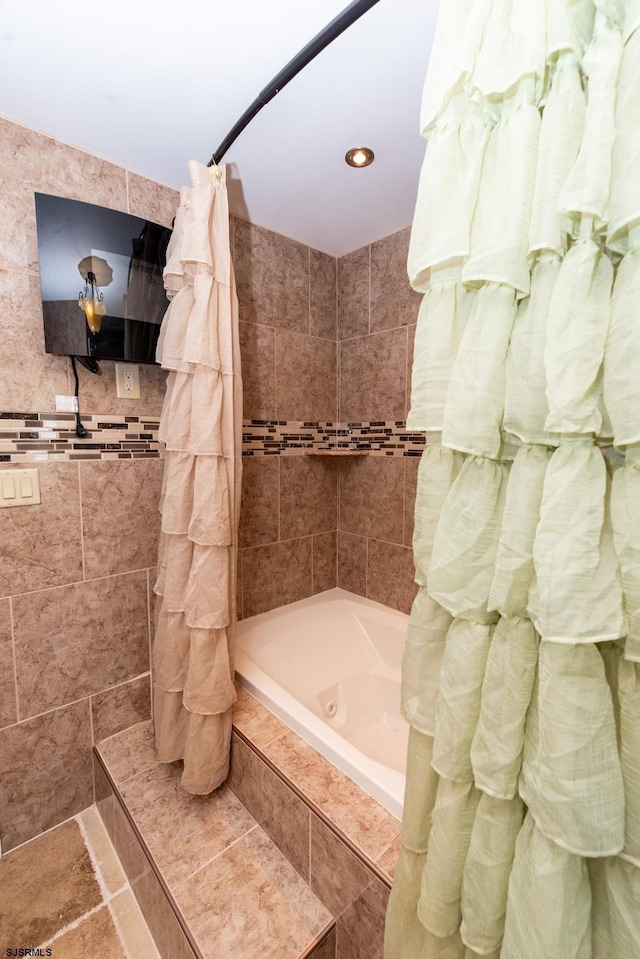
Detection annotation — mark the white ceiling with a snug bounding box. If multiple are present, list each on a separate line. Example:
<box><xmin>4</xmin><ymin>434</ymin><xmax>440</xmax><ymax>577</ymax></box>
<box><xmin>0</xmin><ymin>0</ymin><xmax>438</xmax><ymax>256</ymax></box>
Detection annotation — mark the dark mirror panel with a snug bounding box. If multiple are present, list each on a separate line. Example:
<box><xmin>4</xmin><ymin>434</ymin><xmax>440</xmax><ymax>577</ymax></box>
<box><xmin>35</xmin><ymin>192</ymin><xmax>172</xmax><ymax>365</ymax></box>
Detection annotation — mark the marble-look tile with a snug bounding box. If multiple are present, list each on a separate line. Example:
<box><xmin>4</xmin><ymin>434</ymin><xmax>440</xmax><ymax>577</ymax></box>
<box><xmin>0</xmin><ymin>699</ymin><xmax>93</xmax><ymax>850</ymax></box>
<box><xmin>94</xmin><ymin>755</ymin><xmax>116</xmax><ymax>840</ymax></box>
<box><xmin>261</xmin><ymin>731</ymin><xmax>400</xmax><ymax>861</ymax></box>
<box><xmin>0</xmin><ymin>118</ymin><xmax>128</xmax><ymax>213</ymax></box>
<box><xmin>91</xmin><ymin>675</ymin><xmax>152</xmax><ymax>743</ymax></box>
<box><xmin>97</xmin><ymin>720</ymin><xmax>158</xmax><ymax>784</ymax></box>
<box><xmin>336</xmin><ymin>874</ymin><xmax>389</xmax><ymax>959</ymax></box>
<box><xmin>81</xmin><ymin>459</ymin><xmax>163</xmax><ymax>579</ymax></box>
<box><xmin>106</xmin><ymin>791</ymin><xmax>197</xmax><ymax>959</ymax></box>
<box><xmin>0</xmin><ymin>461</ymin><xmax>82</xmax><ymax>599</ymax></box>
<box><xmin>75</xmin><ymin>359</ymin><xmax>168</xmax><ymax>418</ymax></box>
<box><xmin>239</xmin><ymin>455</ymin><xmax>279</xmax><ymax>548</ymax></box>
<box><xmin>404</xmin><ymin>456</ymin><xmax>420</xmax><ymax>547</ymax></box>
<box><xmin>109</xmin><ymin>888</ymin><xmax>163</xmax><ymax>959</ymax></box>
<box><xmin>239</xmin><ymin>321</ymin><xmax>276</xmax><ymax>420</ymax></box>
<box><xmin>367</xmin><ymin>540</ymin><xmax>417</xmax><ymax>615</ymax></box>
<box><xmin>339</xmin><ymin>328</ymin><xmax>408</xmax><ymax>422</ymax></box>
<box><xmin>112</xmin><ymin>791</ymin><xmax>152</xmax><ymax>885</ymax></box>
<box><xmin>337</xmin><ymin>532</ymin><xmax>367</xmax><ymax>598</ymax></box>
<box><xmin>311</xmin><ymin>249</ymin><xmax>337</xmax><ymax>339</ymax></box>
<box><xmin>310</xmin><ymin>815</ymin><xmax>374</xmax><ymax>919</ymax></box>
<box><xmin>0</xmin><ymin>269</ymin><xmax>70</xmax><ymax>411</ymax></box>
<box><xmin>13</xmin><ymin>570</ymin><xmax>149</xmax><ymax>718</ymax></box>
<box><xmin>338</xmin><ymin>246</ymin><xmax>370</xmax><ymax>340</ymax></box>
<box><xmin>0</xmin><ymin>818</ymin><xmax>102</xmax><ymax>946</ymax></box>
<box><xmin>377</xmin><ymin>835</ymin><xmax>402</xmax><ymax>882</ymax></box>
<box><xmin>280</xmin><ymin>456</ymin><xmax>337</xmax><ymax>539</ymax></box>
<box><xmin>0</xmin><ymin>187</ymin><xmax>37</xmax><ymax>274</ymax></box>
<box><xmin>406</xmin><ymin>323</ymin><xmax>417</xmax><ymax>419</ymax></box>
<box><xmin>0</xmin><ymin>598</ymin><xmax>17</xmax><ymax>729</ymax></box>
<box><xmin>121</xmin><ymin>762</ymin><xmax>255</xmax><ymax>889</ymax></box>
<box><xmin>370</xmin><ymin>229</ymin><xmax>421</xmax><ymax>334</ymax></box>
<box><xmin>236</xmin><ymin>554</ymin><xmax>244</xmax><ymax>621</ymax></box>
<box><xmin>276</xmin><ymin>331</ymin><xmax>337</xmax><ymax>422</ymax></box>
<box><xmin>48</xmin><ymin>904</ymin><xmax>127</xmax><ymax>958</ymax></box>
<box><xmin>311</xmin><ymin>927</ymin><xmax>337</xmax><ymax>959</ymax></box>
<box><xmin>79</xmin><ymin>805</ymin><xmax>127</xmax><ymax>897</ymax></box>
<box><xmin>173</xmin><ymin>827</ymin><xmax>332</xmax><ymax>959</ymax></box>
<box><xmin>339</xmin><ymin>456</ymin><xmax>404</xmax><ymax>545</ymax></box>
<box><xmin>313</xmin><ymin>531</ymin><xmax>338</xmax><ymax>594</ymax></box>
<box><xmin>131</xmin><ymin>862</ymin><xmax>198</xmax><ymax>959</ymax></box>
<box><xmin>228</xmin><ymin>732</ymin><xmax>311</xmax><ymax>880</ymax></box>
<box><xmin>235</xmin><ymin>218</ymin><xmax>310</xmax><ymax>333</ymax></box>
<box><xmin>127</xmin><ymin>172</ymin><xmax>179</xmax><ymax>228</ymax></box>
<box><xmin>232</xmin><ymin>685</ymin><xmax>288</xmax><ymax>748</ymax></box>
<box><xmin>242</xmin><ymin>538</ymin><xmax>312</xmax><ymax>618</ymax></box>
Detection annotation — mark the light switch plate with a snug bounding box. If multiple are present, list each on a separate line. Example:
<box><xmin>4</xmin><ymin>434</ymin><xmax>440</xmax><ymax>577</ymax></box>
<box><xmin>115</xmin><ymin>363</ymin><xmax>141</xmax><ymax>399</ymax></box>
<box><xmin>0</xmin><ymin>468</ymin><xmax>41</xmax><ymax>508</ymax></box>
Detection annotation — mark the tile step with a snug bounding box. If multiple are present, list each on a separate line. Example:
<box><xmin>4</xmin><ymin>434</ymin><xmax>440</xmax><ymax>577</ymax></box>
<box><xmin>94</xmin><ymin>723</ymin><xmax>334</xmax><ymax>959</ymax></box>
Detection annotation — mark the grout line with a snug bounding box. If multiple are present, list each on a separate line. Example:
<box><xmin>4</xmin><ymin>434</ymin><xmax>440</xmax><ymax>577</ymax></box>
<box><xmin>365</xmin><ymin>537</ymin><xmax>369</xmax><ymax>599</ymax></box>
<box><xmin>2</xmin><ymin>673</ymin><xmax>151</xmax><ymax>730</ymax></box>
<box><xmin>171</xmin><ymin>824</ymin><xmax>260</xmax><ymax>893</ymax></box>
<box><xmin>108</xmin><ymin>896</ymin><xmax>137</xmax><ymax>959</ymax></box>
<box><xmin>273</xmin><ymin>322</ymin><xmax>279</xmax><ymax>421</ymax></box>
<box><xmin>146</xmin><ymin>568</ymin><xmax>153</xmax><ymax>691</ymax></box>
<box><xmin>402</xmin><ymin>457</ymin><xmax>407</xmax><ymax>549</ymax></box>
<box><xmin>308</xmin><ymin>245</ymin><xmax>311</xmax><ymax>336</ymax></box>
<box><xmin>125</xmin><ymin>169</ymin><xmax>130</xmax><ymax>215</ymax></box>
<box><xmin>368</xmin><ymin>244</ymin><xmax>372</xmax><ymax>335</ymax></box>
<box><xmin>76</xmin><ymin>809</ymin><xmax>119</xmax><ymax>904</ymax></box>
<box><xmin>89</xmin><ymin>695</ymin><xmax>95</xmax><ymax>746</ymax></box>
<box><xmin>310</xmin><ymin>533</ymin><xmax>314</xmax><ymax>594</ymax></box>
<box><xmin>277</xmin><ymin>456</ymin><xmax>281</xmax><ymax>543</ymax></box>
<box><xmin>3</xmin><ymin>566</ymin><xmax>153</xmax><ymax>602</ymax></box>
<box><xmin>5</xmin><ymin>808</ymin><xmax>84</xmax><ymax>857</ymax></box>
<box><xmin>405</xmin><ymin>325</ymin><xmax>410</xmax><ymax>420</ymax></box>
<box><xmin>39</xmin><ymin>901</ymin><xmax>106</xmax><ymax>950</ymax></box>
<box><xmin>9</xmin><ymin>597</ymin><xmax>20</xmax><ymax>724</ymax></box>
<box><xmin>77</xmin><ymin>461</ymin><xmax>86</xmax><ymax>581</ymax></box>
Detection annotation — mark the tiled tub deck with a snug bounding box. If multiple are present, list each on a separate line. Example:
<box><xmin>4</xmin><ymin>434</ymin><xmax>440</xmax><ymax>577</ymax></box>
<box><xmin>94</xmin><ymin>686</ymin><xmax>401</xmax><ymax>959</ymax></box>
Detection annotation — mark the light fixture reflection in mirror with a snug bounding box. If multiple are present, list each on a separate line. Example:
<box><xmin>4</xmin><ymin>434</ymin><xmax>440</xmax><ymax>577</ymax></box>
<box><xmin>77</xmin><ymin>255</ymin><xmax>113</xmax><ymax>333</ymax></box>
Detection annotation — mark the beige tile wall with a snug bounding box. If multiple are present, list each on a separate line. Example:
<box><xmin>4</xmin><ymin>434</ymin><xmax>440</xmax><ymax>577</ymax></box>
<box><xmin>0</xmin><ymin>117</ymin><xmax>177</xmax><ymax>852</ymax></box>
<box><xmin>236</xmin><ymin>221</ymin><xmax>421</xmax><ymax>619</ymax></box>
<box><xmin>234</xmin><ymin>218</ymin><xmax>339</xmax><ymax>618</ymax></box>
<box><xmin>337</xmin><ymin>229</ymin><xmax>421</xmax><ymax>615</ymax></box>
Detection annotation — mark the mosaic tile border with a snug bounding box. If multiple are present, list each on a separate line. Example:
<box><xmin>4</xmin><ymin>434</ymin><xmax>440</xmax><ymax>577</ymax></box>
<box><xmin>242</xmin><ymin>420</ymin><xmax>426</xmax><ymax>457</ymax></box>
<box><xmin>0</xmin><ymin>414</ymin><xmax>426</xmax><ymax>463</ymax></box>
<box><xmin>0</xmin><ymin>412</ymin><xmax>162</xmax><ymax>463</ymax></box>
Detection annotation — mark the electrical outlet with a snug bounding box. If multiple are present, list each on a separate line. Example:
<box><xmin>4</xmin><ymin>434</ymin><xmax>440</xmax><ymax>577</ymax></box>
<box><xmin>115</xmin><ymin>363</ymin><xmax>141</xmax><ymax>399</ymax></box>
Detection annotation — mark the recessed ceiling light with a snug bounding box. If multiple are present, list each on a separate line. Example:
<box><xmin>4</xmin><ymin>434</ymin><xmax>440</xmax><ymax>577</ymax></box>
<box><xmin>345</xmin><ymin>147</ymin><xmax>374</xmax><ymax>168</ymax></box>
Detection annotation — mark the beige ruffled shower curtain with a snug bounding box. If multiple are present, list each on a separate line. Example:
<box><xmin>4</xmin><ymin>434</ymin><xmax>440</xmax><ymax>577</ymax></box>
<box><xmin>386</xmin><ymin>1</ymin><xmax>640</xmax><ymax>956</ymax></box>
<box><xmin>152</xmin><ymin>161</ymin><xmax>242</xmax><ymax>795</ymax></box>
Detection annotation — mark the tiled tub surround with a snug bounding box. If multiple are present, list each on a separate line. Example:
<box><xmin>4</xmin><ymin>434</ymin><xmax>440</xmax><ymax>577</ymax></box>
<box><xmin>235</xmin><ymin>215</ymin><xmax>421</xmax><ymax>622</ymax></box>
<box><xmin>238</xmin><ymin>446</ymin><xmax>419</xmax><ymax>620</ymax></box>
<box><xmin>94</xmin><ymin>686</ymin><xmax>399</xmax><ymax>959</ymax></box>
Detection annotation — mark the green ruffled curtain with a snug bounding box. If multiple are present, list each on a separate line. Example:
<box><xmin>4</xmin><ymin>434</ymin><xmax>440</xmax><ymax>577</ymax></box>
<box><xmin>386</xmin><ymin>1</ymin><xmax>640</xmax><ymax>956</ymax></box>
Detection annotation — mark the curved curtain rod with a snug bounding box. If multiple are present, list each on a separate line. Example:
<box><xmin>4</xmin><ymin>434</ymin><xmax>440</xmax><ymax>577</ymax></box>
<box><xmin>208</xmin><ymin>0</ymin><xmax>384</xmax><ymax>166</ymax></box>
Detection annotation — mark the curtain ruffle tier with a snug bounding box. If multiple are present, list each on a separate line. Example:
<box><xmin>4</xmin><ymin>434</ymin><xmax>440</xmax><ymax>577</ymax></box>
<box><xmin>385</xmin><ymin>2</ymin><xmax>640</xmax><ymax>957</ymax></box>
<box><xmin>152</xmin><ymin>161</ymin><xmax>242</xmax><ymax>795</ymax></box>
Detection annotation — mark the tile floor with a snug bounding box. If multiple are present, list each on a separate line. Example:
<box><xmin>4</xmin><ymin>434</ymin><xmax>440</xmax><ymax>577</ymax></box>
<box><xmin>0</xmin><ymin>807</ymin><xmax>160</xmax><ymax>959</ymax></box>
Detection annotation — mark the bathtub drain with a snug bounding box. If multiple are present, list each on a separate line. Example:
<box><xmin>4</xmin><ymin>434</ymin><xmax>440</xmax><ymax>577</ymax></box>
<box><xmin>325</xmin><ymin>701</ymin><xmax>337</xmax><ymax>717</ymax></box>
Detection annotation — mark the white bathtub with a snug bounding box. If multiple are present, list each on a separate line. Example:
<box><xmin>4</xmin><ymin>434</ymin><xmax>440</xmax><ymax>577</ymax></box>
<box><xmin>235</xmin><ymin>588</ymin><xmax>409</xmax><ymax>819</ymax></box>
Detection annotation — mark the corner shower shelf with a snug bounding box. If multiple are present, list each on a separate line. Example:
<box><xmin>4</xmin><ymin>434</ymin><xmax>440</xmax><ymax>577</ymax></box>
<box><xmin>303</xmin><ymin>450</ymin><xmax>370</xmax><ymax>456</ymax></box>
